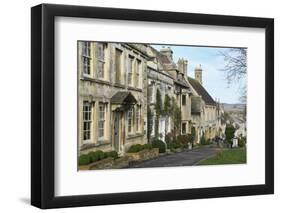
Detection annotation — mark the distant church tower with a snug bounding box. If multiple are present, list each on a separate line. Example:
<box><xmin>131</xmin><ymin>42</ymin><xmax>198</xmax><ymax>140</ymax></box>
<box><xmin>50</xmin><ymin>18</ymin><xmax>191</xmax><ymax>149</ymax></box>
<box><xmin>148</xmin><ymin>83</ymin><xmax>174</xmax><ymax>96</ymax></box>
<box><xmin>195</xmin><ymin>64</ymin><xmax>203</xmax><ymax>84</ymax></box>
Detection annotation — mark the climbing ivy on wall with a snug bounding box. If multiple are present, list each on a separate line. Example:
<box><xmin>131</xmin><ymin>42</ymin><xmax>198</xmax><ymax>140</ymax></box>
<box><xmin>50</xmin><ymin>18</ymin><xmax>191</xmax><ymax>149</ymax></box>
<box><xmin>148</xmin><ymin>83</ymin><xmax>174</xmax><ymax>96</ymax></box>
<box><xmin>154</xmin><ymin>89</ymin><xmax>162</xmax><ymax>137</ymax></box>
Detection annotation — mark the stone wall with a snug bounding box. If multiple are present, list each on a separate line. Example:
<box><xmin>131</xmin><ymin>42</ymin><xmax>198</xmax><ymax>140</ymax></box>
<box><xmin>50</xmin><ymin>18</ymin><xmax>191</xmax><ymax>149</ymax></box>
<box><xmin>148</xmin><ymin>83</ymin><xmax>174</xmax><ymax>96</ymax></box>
<box><xmin>126</xmin><ymin>148</ymin><xmax>159</xmax><ymax>161</ymax></box>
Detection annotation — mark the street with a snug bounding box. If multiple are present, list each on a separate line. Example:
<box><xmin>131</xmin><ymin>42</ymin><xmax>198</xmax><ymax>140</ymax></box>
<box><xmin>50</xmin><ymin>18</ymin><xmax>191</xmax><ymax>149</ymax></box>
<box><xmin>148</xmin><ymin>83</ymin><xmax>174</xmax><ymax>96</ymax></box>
<box><xmin>127</xmin><ymin>146</ymin><xmax>219</xmax><ymax>168</ymax></box>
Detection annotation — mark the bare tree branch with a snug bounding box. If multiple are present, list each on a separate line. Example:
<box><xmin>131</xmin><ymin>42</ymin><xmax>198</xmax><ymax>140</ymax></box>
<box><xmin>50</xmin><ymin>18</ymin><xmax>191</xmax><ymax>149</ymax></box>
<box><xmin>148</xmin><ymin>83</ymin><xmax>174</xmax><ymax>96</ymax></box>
<box><xmin>219</xmin><ymin>48</ymin><xmax>247</xmax><ymax>103</ymax></box>
<box><xmin>219</xmin><ymin>48</ymin><xmax>247</xmax><ymax>83</ymax></box>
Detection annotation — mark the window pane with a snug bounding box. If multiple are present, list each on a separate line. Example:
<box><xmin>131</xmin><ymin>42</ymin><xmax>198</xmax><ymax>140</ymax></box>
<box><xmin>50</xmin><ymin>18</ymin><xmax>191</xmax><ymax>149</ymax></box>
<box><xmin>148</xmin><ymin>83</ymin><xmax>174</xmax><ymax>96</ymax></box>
<box><xmin>115</xmin><ymin>49</ymin><xmax>122</xmax><ymax>84</ymax></box>
<box><xmin>97</xmin><ymin>43</ymin><xmax>104</xmax><ymax>60</ymax></box>
<box><xmin>97</xmin><ymin>61</ymin><xmax>104</xmax><ymax>78</ymax></box>
<box><xmin>128</xmin><ymin>57</ymin><xmax>133</xmax><ymax>86</ymax></box>
<box><xmin>128</xmin><ymin>108</ymin><xmax>133</xmax><ymax>133</ymax></box>
<box><xmin>83</xmin><ymin>101</ymin><xmax>92</xmax><ymax>141</ymax></box>
<box><xmin>98</xmin><ymin>104</ymin><xmax>105</xmax><ymax>138</ymax></box>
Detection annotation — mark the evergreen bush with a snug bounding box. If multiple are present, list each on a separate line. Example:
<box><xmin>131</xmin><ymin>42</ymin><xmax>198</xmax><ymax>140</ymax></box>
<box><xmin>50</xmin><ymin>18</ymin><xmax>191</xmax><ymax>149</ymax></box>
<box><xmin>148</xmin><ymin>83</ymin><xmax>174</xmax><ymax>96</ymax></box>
<box><xmin>78</xmin><ymin>154</ymin><xmax>91</xmax><ymax>165</ymax></box>
<box><xmin>238</xmin><ymin>137</ymin><xmax>246</xmax><ymax>147</ymax></box>
<box><xmin>152</xmin><ymin>139</ymin><xmax>166</xmax><ymax>153</ymax></box>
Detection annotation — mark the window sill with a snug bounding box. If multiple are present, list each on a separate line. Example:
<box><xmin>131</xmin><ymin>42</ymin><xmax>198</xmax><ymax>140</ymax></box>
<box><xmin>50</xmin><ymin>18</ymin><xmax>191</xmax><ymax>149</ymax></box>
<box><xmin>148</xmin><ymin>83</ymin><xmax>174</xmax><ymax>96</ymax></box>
<box><xmin>82</xmin><ymin>140</ymin><xmax>92</xmax><ymax>145</ymax></box>
<box><xmin>81</xmin><ymin>76</ymin><xmax>111</xmax><ymax>85</ymax></box>
<box><xmin>97</xmin><ymin>138</ymin><xmax>110</xmax><ymax>143</ymax></box>
<box><xmin>82</xmin><ymin>55</ymin><xmax>91</xmax><ymax>58</ymax></box>
<box><xmin>128</xmin><ymin>86</ymin><xmax>142</xmax><ymax>92</ymax></box>
<box><xmin>127</xmin><ymin>133</ymin><xmax>144</xmax><ymax>139</ymax></box>
<box><xmin>80</xmin><ymin>141</ymin><xmax>110</xmax><ymax>151</ymax></box>
<box><xmin>114</xmin><ymin>83</ymin><xmax>126</xmax><ymax>89</ymax></box>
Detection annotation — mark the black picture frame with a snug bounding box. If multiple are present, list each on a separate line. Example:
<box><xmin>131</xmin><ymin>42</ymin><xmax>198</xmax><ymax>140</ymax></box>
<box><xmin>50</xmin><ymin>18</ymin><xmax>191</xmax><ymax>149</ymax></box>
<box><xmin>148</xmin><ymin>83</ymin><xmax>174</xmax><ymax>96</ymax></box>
<box><xmin>31</xmin><ymin>3</ymin><xmax>274</xmax><ymax>209</ymax></box>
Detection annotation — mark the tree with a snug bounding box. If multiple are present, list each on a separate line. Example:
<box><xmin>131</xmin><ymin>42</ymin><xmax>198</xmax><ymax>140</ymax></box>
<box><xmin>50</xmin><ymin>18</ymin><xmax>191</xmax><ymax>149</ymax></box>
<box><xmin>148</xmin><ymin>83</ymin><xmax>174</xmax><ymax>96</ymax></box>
<box><xmin>219</xmin><ymin>48</ymin><xmax>247</xmax><ymax>103</ymax></box>
<box><xmin>225</xmin><ymin>124</ymin><xmax>235</xmax><ymax>145</ymax></box>
<box><xmin>220</xmin><ymin>48</ymin><xmax>247</xmax><ymax>83</ymax></box>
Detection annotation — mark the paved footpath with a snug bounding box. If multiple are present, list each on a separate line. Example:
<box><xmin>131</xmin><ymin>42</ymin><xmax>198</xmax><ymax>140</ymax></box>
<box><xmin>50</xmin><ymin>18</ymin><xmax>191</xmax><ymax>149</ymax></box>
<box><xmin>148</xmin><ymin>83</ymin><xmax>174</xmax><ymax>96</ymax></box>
<box><xmin>128</xmin><ymin>146</ymin><xmax>219</xmax><ymax>168</ymax></box>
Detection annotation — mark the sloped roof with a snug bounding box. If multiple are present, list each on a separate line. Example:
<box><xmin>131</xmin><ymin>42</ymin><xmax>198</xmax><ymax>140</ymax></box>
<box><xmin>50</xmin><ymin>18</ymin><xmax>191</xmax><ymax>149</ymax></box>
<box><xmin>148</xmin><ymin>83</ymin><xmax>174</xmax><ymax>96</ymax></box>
<box><xmin>174</xmin><ymin>79</ymin><xmax>189</xmax><ymax>88</ymax></box>
<box><xmin>188</xmin><ymin>77</ymin><xmax>216</xmax><ymax>106</ymax></box>
<box><xmin>111</xmin><ymin>91</ymin><xmax>137</xmax><ymax>105</ymax></box>
<box><xmin>157</xmin><ymin>54</ymin><xmax>177</xmax><ymax>70</ymax></box>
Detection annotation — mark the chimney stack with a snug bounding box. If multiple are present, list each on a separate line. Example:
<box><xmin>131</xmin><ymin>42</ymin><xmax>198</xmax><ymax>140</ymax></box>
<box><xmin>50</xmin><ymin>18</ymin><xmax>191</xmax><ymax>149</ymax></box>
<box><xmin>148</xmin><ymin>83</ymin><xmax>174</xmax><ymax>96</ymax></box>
<box><xmin>177</xmin><ymin>58</ymin><xmax>188</xmax><ymax>77</ymax></box>
<box><xmin>194</xmin><ymin>64</ymin><xmax>203</xmax><ymax>84</ymax></box>
<box><xmin>160</xmin><ymin>46</ymin><xmax>173</xmax><ymax>61</ymax></box>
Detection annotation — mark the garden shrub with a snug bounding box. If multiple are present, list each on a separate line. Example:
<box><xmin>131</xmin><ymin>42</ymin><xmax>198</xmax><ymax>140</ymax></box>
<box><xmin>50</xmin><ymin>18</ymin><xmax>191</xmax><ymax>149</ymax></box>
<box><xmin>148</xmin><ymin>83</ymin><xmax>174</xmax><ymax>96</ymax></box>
<box><xmin>78</xmin><ymin>154</ymin><xmax>91</xmax><ymax>165</ymax></box>
<box><xmin>143</xmin><ymin>143</ymin><xmax>153</xmax><ymax>150</ymax></box>
<box><xmin>97</xmin><ymin>150</ymin><xmax>106</xmax><ymax>160</ymax></box>
<box><xmin>79</xmin><ymin>150</ymin><xmax>120</xmax><ymax>165</ymax></box>
<box><xmin>127</xmin><ymin>143</ymin><xmax>153</xmax><ymax>153</ymax></box>
<box><xmin>238</xmin><ymin>137</ymin><xmax>246</xmax><ymax>147</ymax></box>
<box><xmin>88</xmin><ymin>151</ymin><xmax>101</xmax><ymax>162</ymax></box>
<box><xmin>127</xmin><ymin>144</ymin><xmax>143</xmax><ymax>153</ymax></box>
<box><xmin>165</xmin><ymin>133</ymin><xmax>174</xmax><ymax>144</ymax></box>
<box><xmin>106</xmin><ymin>151</ymin><xmax>118</xmax><ymax>159</ymax></box>
<box><xmin>177</xmin><ymin>135</ymin><xmax>189</xmax><ymax>147</ymax></box>
<box><xmin>170</xmin><ymin>141</ymin><xmax>182</xmax><ymax>149</ymax></box>
<box><xmin>152</xmin><ymin>139</ymin><xmax>166</xmax><ymax>153</ymax></box>
<box><xmin>200</xmin><ymin>134</ymin><xmax>207</xmax><ymax>145</ymax></box>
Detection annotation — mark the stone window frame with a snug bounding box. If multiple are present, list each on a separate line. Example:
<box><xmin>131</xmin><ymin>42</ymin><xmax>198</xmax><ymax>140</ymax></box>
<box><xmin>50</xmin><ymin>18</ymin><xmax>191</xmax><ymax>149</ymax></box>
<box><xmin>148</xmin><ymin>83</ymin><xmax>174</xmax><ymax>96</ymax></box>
<box><xmin>115</xmin><ymin>48</ymin><xmax>123</xmax><ymax>84</ymax></box>
<box><xmin>82</xmin><ymin>41</ymin><xmax>91</xmax><ymax>76</ymax></box>
<box><xmin>127</xmin><ymin>107</ymin><xmax>134</xmax><ymax>134</ymax></box>
<box><xmin>182</xmin><ymin>94</ymin><xmax>186</xmax><ymax>106</ymax></box>
<box><xmin>128</xmin><ymin>55</ymin><xmax>134</xmax><ymax>87</ymax></box>
<box><xmin>96</xmin><ymin>43</ymin><xmax>106</xmax><ymax>79</ymax></box>
<box><xmin>148</xmin><ymin>83</ymin><xmax>154</xmax><ymax>103</ymax></box>
<box><xmin>98</xmin><ymin>102</ymin><xmax>106</xmax><ymax>139</ymax></box>
<box><xmin>135</xmin><ymin>59</ymin><xmax>142</xmax><ymax>88</ymax></box>
<box><xmin>82</xmin><ymin>101</ymin><xmax>92</xmax><ymax>143</ymax></box>
<box><xmin>182</xmin><ymin>122</ymin><xmax>187</xmax><ymax>134</ymax></box>
<box><xmin>135</xmin><ymin>105</ymin><xmax>141</xmax><ymax>132</ymax></box>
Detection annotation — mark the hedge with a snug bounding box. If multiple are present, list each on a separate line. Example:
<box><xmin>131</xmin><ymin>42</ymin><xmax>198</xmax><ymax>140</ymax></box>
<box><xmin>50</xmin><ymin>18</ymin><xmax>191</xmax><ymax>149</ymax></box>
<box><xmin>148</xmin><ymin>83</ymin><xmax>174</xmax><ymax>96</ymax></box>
<box><xmin>127</xmin><ymin>143</ymin><xmax>153</xmax><ymax>153</ymax></box>
<box><xmin>79</xmin><ymin>150</ymin><xmax>119</xmax><ymax>165</ymax></box>
<box><xmin>152</xmin><ymin>139</ymin><xmax>166</xmax><ymax>153</ymax></box>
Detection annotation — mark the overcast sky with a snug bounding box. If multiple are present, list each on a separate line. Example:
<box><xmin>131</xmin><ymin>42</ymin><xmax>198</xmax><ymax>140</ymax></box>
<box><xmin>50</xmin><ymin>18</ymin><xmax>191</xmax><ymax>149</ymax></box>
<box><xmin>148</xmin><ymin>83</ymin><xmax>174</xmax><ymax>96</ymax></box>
<box><xmin>152</xmin><ymin>45</ymin><xmax>246</xmax><ymax>104</ymax></box>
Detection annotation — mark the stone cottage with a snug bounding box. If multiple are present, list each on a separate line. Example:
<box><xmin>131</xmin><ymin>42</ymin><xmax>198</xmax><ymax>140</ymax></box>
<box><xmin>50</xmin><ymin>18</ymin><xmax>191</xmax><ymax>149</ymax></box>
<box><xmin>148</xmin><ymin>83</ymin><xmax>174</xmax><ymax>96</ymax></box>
<box><xmin>78</xmin><ymin>42</ymin><xmax>223</xmax><ymax>156</ymax></box>
<box><xmin>151</xmin><ymin>47</ymin><xmax>192</xmax><ymax>137</ymax></box>
<box><xmin>146</xmin><ymin>46</ymin><xmax>175</xmax><ymax>141</ymax></box>
<box><xmin>78</xmin><ymin>41</ymin><xmax>148</xmax><ymax>156</ymax></box>
<box><xmin>188</xmin><ymin>65</ymin><xmax>221</xmax><ymax>143</ymax></box>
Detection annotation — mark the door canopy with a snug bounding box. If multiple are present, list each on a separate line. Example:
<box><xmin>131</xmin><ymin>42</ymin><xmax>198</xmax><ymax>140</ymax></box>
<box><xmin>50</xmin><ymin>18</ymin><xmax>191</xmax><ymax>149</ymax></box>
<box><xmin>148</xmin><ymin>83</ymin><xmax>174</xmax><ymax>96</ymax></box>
<box><xmin>111</xmin><ymin>91</ymin><xmax>137</xmax><ymax>111</ymax></box>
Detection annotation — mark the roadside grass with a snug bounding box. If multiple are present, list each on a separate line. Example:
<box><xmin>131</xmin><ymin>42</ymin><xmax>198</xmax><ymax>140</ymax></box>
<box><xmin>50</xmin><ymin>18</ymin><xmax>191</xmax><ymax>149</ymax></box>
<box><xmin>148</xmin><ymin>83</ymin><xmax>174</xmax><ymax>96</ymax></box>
<box><xmin>197</xmin><ymin>148</ymin><xmax>246</xmax><ymax>165</ymax></box>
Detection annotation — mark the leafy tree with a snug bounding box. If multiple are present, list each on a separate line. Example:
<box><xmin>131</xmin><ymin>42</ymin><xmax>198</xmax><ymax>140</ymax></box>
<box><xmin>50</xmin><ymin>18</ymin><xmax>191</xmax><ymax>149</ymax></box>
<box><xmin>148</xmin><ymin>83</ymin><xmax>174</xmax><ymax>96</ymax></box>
<box><xmin>225</xmin><ymin>124</ymin><xmax>235</xmax><ymax>145</ymax></box>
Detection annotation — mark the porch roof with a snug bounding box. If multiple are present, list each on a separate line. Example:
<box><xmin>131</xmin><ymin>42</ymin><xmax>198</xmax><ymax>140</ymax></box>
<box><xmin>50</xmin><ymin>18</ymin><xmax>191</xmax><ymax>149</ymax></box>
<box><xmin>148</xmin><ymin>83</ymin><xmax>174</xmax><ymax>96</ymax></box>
<box><xmin>111</xmin><ymin>91</ymin><xmax>137</xmax><ymax>105</ymax></box>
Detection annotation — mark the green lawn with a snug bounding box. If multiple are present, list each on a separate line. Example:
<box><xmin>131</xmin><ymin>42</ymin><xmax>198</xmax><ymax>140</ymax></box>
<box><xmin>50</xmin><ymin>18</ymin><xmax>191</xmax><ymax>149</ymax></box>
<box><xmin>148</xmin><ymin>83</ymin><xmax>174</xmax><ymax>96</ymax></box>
<box><xmin>198</xmin><ymin>148</ymin><xmax>246</xmax><ymax>165</ymax></box>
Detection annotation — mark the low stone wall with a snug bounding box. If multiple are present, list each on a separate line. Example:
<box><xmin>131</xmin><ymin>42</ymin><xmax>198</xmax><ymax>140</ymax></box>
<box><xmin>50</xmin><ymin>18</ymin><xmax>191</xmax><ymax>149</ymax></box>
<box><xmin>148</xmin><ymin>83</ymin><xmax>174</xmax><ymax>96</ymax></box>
<box><xmin>112</xmin><ymin>156</ymin><xmax>131</xmax><ymax>169</ymax></box>
<box><xmin>79</xmin><ymin>156</ymin><xmax>131</xmax><ymax>170</ymax></box>
<box><xmin>126</xmin><ymin>148</ymin><xmax>159</xmax><ymax>162</ymax></box>
<box><xmin>78</xmin><ymin>148</ymin><xmax>159</xmax><ymax>170</ymax></box>
<box><xmin>89</xmin><ymin>157</ymin><xmax>115</xmax><ymax>170</ymax></box>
